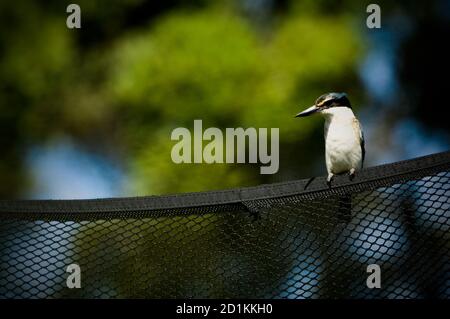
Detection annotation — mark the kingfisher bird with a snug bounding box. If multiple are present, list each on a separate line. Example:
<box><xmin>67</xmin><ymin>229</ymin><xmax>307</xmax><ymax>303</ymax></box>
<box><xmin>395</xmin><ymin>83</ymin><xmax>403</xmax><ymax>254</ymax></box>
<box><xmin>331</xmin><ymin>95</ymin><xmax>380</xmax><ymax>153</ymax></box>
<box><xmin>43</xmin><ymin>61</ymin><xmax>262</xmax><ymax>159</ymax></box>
<box><xmin>295</xmin><ymin>92</ymin><xmax>365</xmax><ymax>186</ymax></box>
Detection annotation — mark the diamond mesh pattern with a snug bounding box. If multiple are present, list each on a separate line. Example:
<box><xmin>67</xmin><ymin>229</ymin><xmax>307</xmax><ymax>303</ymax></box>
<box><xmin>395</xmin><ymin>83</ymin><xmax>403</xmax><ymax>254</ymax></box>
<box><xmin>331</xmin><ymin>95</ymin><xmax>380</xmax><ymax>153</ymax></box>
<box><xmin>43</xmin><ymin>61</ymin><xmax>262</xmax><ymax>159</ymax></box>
<box><xmin>0</xmin><ymin>153</ymin><xmax>449</xmax><ymax>299</ymax></box>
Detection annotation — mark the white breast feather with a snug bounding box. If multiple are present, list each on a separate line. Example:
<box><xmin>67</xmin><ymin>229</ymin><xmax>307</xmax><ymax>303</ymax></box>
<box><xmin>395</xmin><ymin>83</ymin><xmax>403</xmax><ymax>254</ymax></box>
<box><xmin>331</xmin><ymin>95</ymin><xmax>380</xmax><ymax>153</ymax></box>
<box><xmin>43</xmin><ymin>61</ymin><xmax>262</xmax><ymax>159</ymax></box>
<box><xmin>323</xmin><ymin>108</ymin><xmax>363</xmax><ymax>175</ymax></box>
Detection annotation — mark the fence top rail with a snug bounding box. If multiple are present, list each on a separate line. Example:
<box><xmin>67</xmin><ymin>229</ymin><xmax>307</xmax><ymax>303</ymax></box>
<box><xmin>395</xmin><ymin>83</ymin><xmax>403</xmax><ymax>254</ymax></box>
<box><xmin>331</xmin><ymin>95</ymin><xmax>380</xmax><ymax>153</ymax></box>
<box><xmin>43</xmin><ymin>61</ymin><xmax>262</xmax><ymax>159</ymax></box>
<box><xmin>0</xmin><ymin>151</ymin><xmax>449</xmax><ymax>215</ymax></box>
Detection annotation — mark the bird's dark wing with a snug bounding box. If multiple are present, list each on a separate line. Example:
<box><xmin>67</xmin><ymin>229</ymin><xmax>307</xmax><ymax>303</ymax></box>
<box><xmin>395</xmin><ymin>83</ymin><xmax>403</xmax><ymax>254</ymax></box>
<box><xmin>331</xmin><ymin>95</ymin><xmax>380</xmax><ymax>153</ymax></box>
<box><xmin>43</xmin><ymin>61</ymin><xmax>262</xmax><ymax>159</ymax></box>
<box><xmin>352</xmin><ymin>118</ymin><xmax>365</xmax><ymax>168</ymax></box>
<box><xmin>360</xmin><ymin>130</ymin><xmax>365</xmax><ymax>168</ymax></box>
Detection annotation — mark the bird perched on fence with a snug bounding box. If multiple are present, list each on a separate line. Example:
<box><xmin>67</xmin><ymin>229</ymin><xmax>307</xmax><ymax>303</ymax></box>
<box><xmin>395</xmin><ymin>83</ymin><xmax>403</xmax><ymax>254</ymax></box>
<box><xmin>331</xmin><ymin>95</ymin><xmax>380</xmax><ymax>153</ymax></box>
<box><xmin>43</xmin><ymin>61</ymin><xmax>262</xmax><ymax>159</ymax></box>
<box><xmin>295</xmin><ymin>92</ymin><xmax>365</xmax><ymax>186</ymax></box>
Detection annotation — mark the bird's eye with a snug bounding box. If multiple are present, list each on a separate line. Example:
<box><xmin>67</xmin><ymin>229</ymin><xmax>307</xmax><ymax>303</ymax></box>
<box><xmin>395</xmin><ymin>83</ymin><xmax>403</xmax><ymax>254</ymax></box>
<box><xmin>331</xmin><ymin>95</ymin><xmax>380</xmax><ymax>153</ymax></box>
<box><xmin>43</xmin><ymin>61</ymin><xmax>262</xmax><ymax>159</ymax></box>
<box><xmin>323</xmin><ymin>99</ymin><xmax>333</xmax><ymax>107</ymax></box>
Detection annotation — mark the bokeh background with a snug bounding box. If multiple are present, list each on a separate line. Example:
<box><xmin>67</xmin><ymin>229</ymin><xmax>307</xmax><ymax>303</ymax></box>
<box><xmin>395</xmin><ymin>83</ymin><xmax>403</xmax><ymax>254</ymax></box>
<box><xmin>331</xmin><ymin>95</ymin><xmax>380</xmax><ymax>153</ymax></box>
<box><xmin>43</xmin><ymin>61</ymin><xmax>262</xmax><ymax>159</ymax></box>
<box><xmin>1</xmin><ymin>0</ymin><xmax>449</xmax><ymax>199</ymax></box>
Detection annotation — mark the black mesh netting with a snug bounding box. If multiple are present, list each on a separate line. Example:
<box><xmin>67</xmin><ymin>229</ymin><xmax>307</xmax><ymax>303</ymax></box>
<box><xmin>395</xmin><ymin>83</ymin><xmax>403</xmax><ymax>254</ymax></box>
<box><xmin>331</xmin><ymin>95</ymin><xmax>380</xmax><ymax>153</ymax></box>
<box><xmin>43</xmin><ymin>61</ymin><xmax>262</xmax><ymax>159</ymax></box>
<box><xmin>0</xmin><ymin>151</ymin><xmax>449</xmax><ymax>299</ymax></box>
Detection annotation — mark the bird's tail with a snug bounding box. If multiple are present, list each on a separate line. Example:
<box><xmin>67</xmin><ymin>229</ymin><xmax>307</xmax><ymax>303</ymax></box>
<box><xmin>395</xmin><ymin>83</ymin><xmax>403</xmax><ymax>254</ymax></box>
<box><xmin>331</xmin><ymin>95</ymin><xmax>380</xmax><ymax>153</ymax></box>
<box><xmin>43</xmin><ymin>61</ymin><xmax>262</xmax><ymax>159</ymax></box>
<box><xmin>337</xmin><ymin>194</ymin><xmax>352</xmax><ymax>223</ymax></box>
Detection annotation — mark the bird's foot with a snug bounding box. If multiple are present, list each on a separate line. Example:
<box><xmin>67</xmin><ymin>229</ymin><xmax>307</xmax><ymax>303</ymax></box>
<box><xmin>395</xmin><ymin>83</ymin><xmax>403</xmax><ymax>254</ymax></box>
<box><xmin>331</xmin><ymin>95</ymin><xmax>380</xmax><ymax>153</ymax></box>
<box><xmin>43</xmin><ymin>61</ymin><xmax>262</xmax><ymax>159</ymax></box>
<box><xmin>349</xmin><ymin>168</ymin><xmax>356</xmax><ymax>181</ymax></box>
<box><xmin>327</xmin><ymin>173</ymin><xmax>334</xmax><ymax>188</ymax></box>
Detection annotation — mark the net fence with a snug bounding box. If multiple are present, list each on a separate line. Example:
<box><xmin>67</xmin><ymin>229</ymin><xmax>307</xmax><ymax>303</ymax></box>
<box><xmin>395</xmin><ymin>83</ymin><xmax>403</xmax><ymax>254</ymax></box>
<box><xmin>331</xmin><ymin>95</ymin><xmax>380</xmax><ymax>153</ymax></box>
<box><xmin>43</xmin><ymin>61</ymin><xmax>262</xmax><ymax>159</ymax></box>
<box><xmin>0</xmin><ymin>151</ymin><xmax>449</xmax><ymax>299</ymax></box>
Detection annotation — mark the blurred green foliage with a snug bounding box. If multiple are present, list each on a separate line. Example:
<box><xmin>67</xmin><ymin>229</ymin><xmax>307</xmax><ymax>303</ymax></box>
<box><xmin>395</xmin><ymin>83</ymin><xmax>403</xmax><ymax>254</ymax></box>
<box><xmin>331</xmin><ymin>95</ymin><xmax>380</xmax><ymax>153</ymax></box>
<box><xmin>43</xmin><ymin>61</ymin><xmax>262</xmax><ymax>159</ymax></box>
<box><xmin>0</xmin><ymin>0</ymin><xmax>363</xmax><ymax>197</ymax></box>
<box><xmin>110</xmin><ymin>8</ymin><xmax>362</xmax><ymax>194</ymax></box>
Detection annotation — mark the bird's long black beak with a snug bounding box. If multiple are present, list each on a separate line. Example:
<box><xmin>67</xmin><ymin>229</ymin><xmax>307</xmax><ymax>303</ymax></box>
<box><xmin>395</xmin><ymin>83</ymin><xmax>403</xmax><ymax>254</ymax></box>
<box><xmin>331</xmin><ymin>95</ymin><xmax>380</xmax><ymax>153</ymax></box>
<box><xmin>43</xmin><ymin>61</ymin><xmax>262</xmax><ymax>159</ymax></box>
<box><xmin>295</xmin><ymin>105</ymin><xmax>320</xmax><ymax>117</ymax></box>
